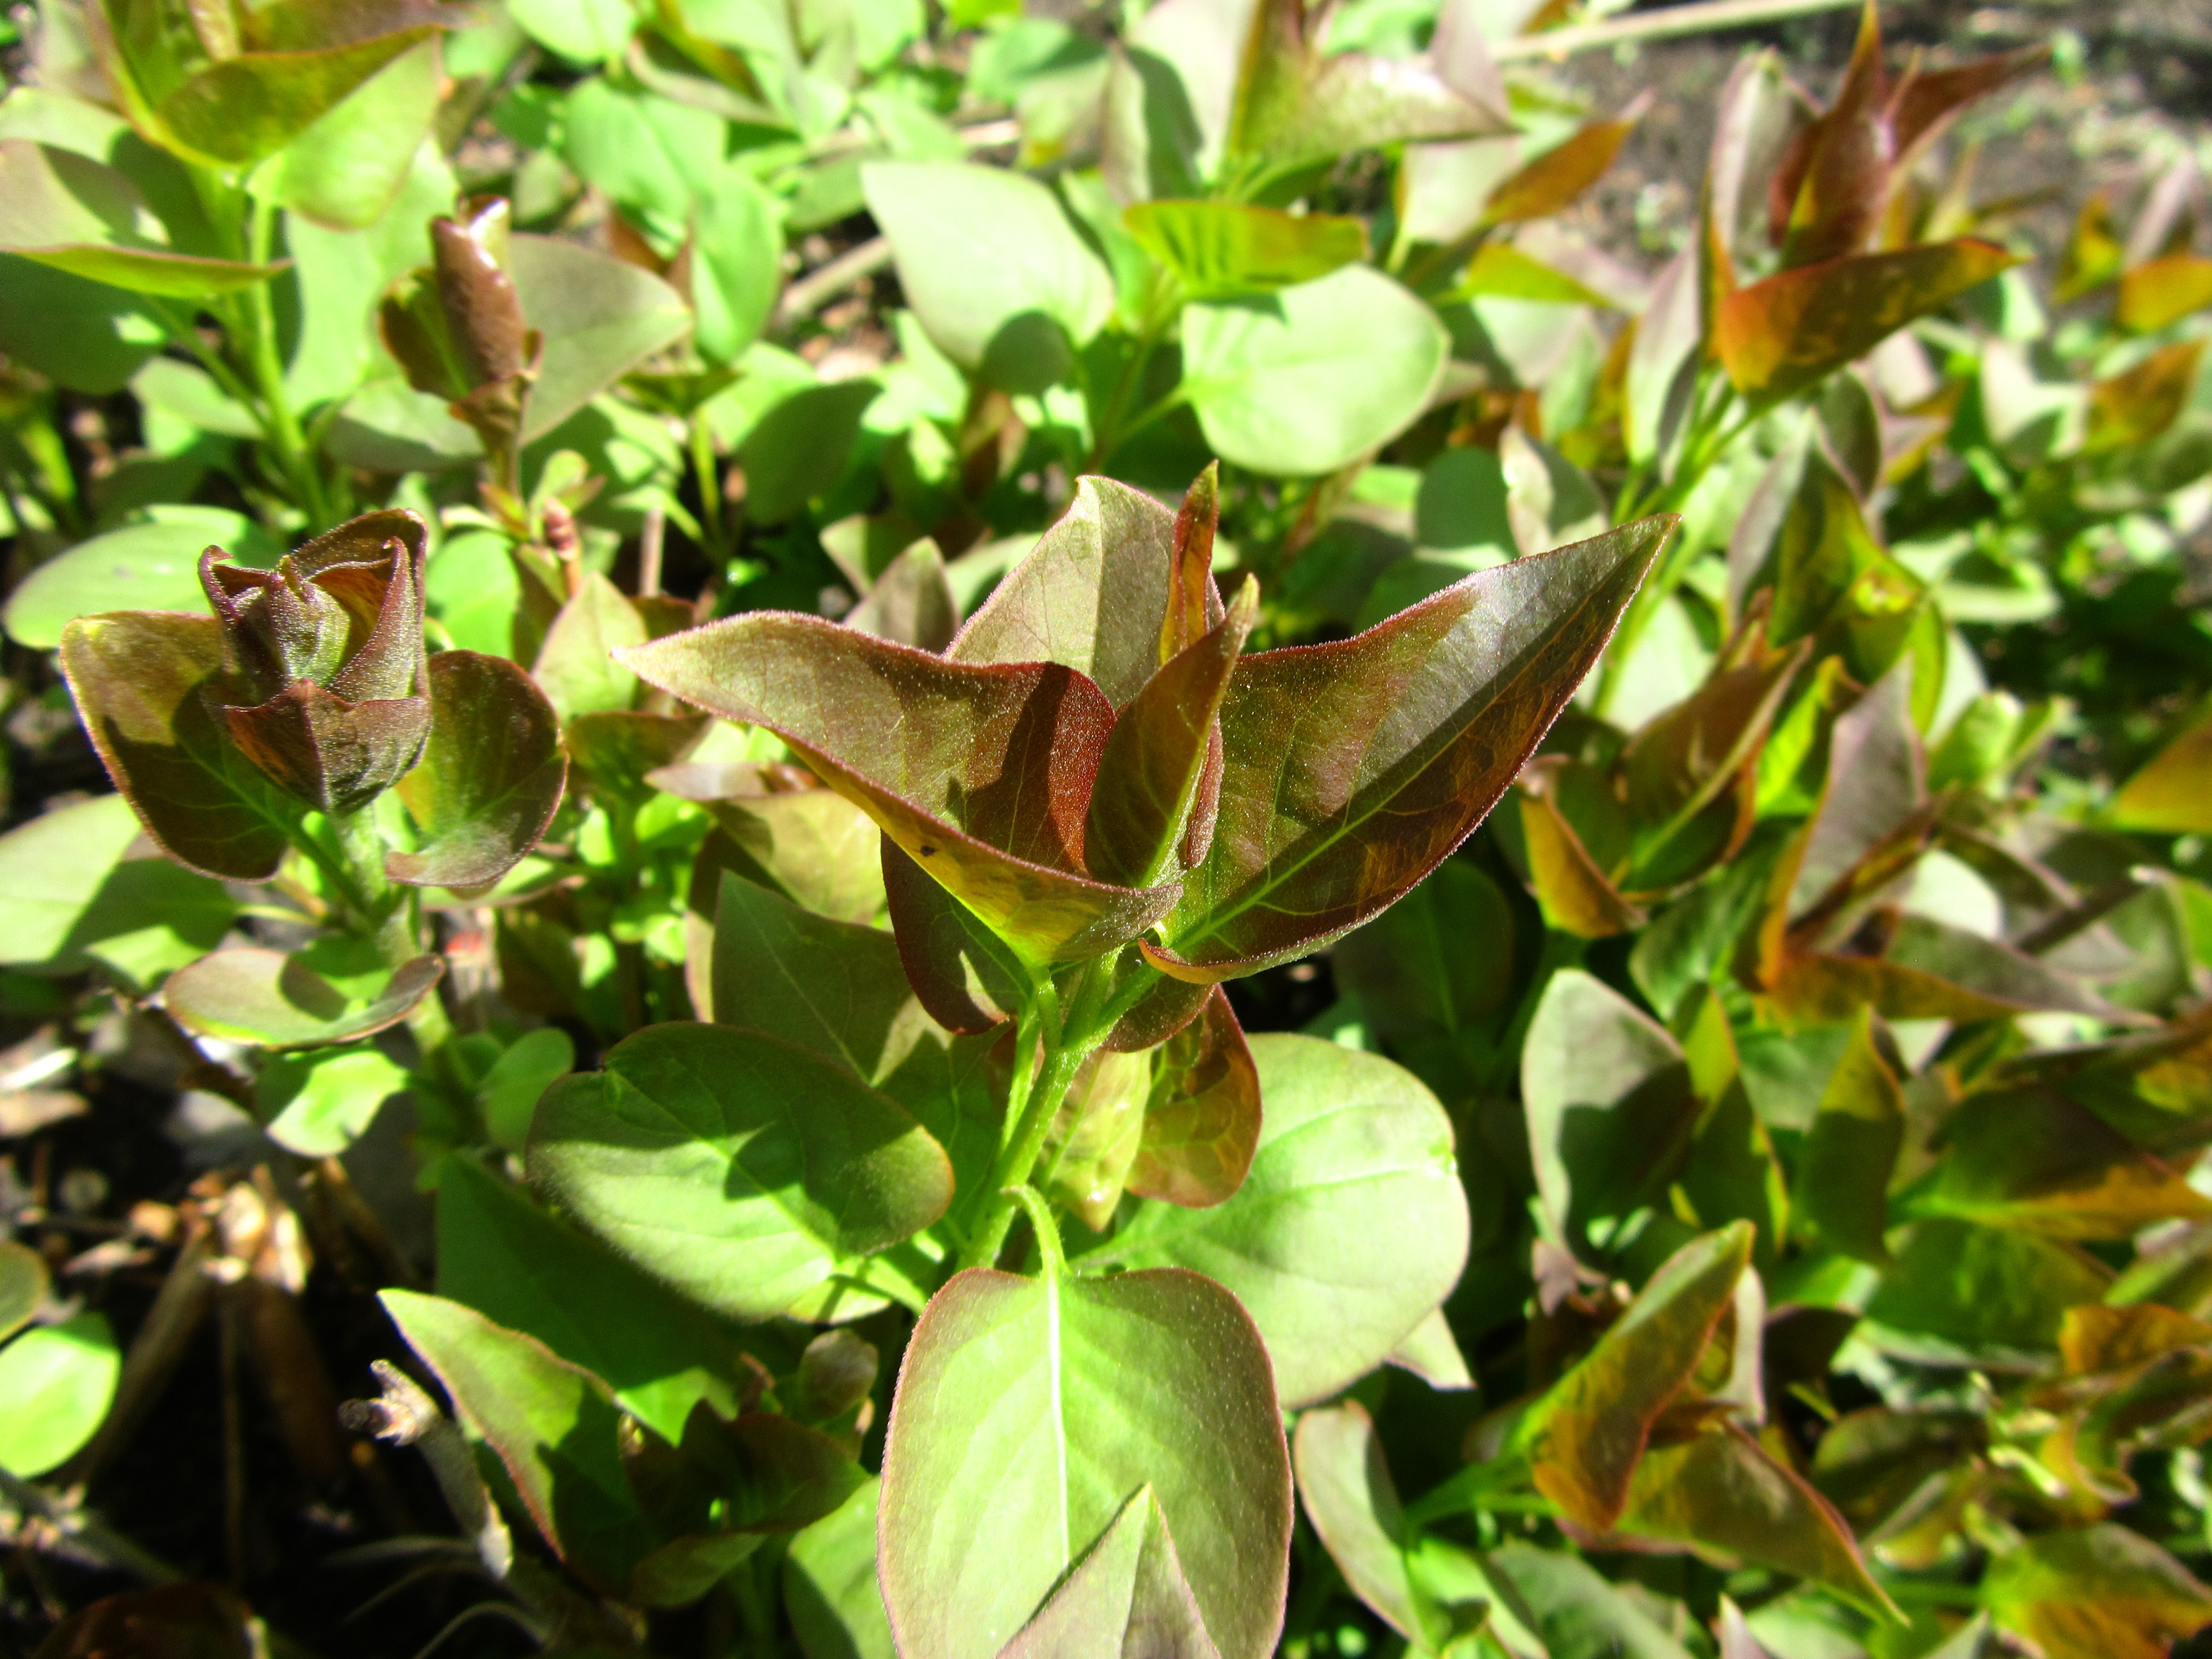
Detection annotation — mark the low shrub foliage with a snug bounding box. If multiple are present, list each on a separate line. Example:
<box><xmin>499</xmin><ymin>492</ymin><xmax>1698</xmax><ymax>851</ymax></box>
<box><xmin>3</xmin><ymin>0</ymin><xmax>2212</xmax><ymax>1653</ymax></box>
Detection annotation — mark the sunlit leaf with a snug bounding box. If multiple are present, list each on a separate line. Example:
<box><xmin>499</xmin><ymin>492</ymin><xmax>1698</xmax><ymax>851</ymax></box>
<box><xmin>2116</xmin><ymin>255</ymin><xmax>2212</xmax><ymax>334</ymax></box>
<box><xmin>2113</xmin><ymin>704</ymin><xmax>2212</xmax><ymax>835</ymax></box>
<box><xmin>1128</xmin><ymin>986</ymin><xmax>1260</xmax><ymax>1207</ymax></box>
<box><xmin>0</xmin><ymin>1311</ymin><xmax>119</xmax><ymax>1477</ymax></box>
<box><xmin>1715</xmin><ymin>240</ymin><xmax>2017</xmax><ymax>407</ymax></box>
<box><xmin>1293</xmin><ymin>1400</ymin><xmax>1421</xmax><ymax>1641</ymax></box>
<box><xmin>164</xmin><ymin>947</ymin><xmax>443</xmax><ymax>1048</ymax></box>
<box><xmin>1482</xmin><ymin>103</ymin><xmax>1643</xmax><ymax>227</ymax></box>
<box><xmin>1982</xmin><ymin>1524</ymin><xmax>2212</xmax><ymax>1659</ymax></box>
<box><xmin>1122</xmin><ymin>199</ymin><xmax>1366</xmax><ymax>299</ymax></box>
<box><xmin>999</xmin><ymin>1486</ymin><xmax>1220</xmax><ymax>1658</ymax></box>
<box><xmin>879</xmin><ymin>1265</ymin><xmax>1290</xmax><ymax>1659</ymax></box>
<box><xmin>1151</xmin><ymin>519</ymin><xmax>1672</xmax><ymax>980</ymax></box>
<box><xmin>0</xmin><ymin>139</ymin><xmax>283</xmax><ymax>295</ymax></box>
<box><xmin>387</xmin><ymin>650</ymin><xmax>566</xmax><ymax>888</ymax></box>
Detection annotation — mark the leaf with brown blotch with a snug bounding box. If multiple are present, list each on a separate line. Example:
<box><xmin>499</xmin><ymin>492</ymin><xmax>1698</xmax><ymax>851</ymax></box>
<box><xmin>1622</xmin><ymin>641</ymin><xmax>1809</xmax><ymax>837</ymax></box>
<box><xmin>59</xmin><ymin>611</ymin><xmax>304</xmax><ymax>882</ymax></box>
<box><xmin>1130</xmin><ymin>987</ymin><xmax>1260</xmax><ymax>1208</ymax></box>
<box><xmin>880</xmin><ymin>837</ymin><xmax>1024</xmax><ymax>1034</ymax></box>
<box><xmin>1084</xmin><ymin>580</ymin><xmax>1258</xmax><ymax>890</ymax></box>
<box><xmin>623</xmin><ymin>614</ymin><xmax>1176</xmax><ymax>964</ymax></box>
<box><xmin>1482</xmin><ymin>98</ymin><xmax>1647</xmax><ymax>227</ymax></box>
<box><xmin>1775</xmin><ymin>2</ymin><xmax>1891</xmax><ymax>270</ymax></box>
<box><xmin>2116</xmin><ymin>255</ymin><xmax>2212</xmax><ymax>334</ymax></box>
<box><xmin>1715</xmin><ymin>239</ymin><xmax>2017</xmax><ymax>407</ymax></box>
<box><xmin>951</xmin><ymin>475</ymin><xmax>1216</xmax><ymax>710</ymax></box>
<box><xmin>1618</xmin><ymin>1420</ymin><xmax>1897</xmax><ymax>1618</ymax></box>
<box><xmin>1515</xmin><ymin>1221</ymin><xmax>1753</xmax><ymax>1534</ymax></box>
<box><xmin>1149</xmin><ymin>518</ymin><xmax>1673</xmax><ymax>983</ymax></box>
<box><xmin>388</xmin><ymin>651</ymin><xmax>567</xmax><ymax>889</ymax></box>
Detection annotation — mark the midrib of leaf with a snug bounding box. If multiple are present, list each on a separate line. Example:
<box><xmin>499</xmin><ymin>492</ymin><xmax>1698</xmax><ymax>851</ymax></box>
<box><xmin>1173</xmin><ymin>569</ymin><xmax>1624</xmax><ymax>954</ymax></box>
<box><xmin>625</xmin><ymin>1055</ymin><xmax>841</xmax><ymax>1258</ymax></box>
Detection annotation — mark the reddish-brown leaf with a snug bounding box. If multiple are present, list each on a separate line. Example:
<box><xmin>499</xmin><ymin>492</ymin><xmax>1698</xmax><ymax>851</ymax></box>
<box><xmin>1129</xmin><ymin>987</ymin><xmax>1261</xmax><ymax>1208</ymax></box>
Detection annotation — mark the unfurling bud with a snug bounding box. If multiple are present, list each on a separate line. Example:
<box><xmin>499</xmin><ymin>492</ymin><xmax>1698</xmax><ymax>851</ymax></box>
<box><xmin>199</xmin><ymin>511</ymin><xmax>430</xmax><ymax>814</ymax></box>
<box><xmin>379</xmin><ymin>197</ymin><xmax>539</xmax><ymax>485</ymax></box>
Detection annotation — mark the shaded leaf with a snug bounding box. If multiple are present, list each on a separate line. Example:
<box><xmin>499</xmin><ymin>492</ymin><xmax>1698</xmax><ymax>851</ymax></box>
<box><xmin>509</xmin><ymin>231</ymin><xmax>690</xmax><ymax>440</ymax></box>
<box><xmin>1095</xmin><ymin>1033</ymin><xmax>1467</xmax><ymax>1408</ymax></box>
<box><xmin>0</xmin><ymin>1240</ymin><xmax>46</xmax><ymax>1344</ymax></box>
<box><xmin>1861</xmin><ymin>1219</ymin><xmax>2110</xmax><ymax>1366</ymax></box>
<box><xmin>5</xmin><ymin>508</ymin><xmax>279</xmax><ymax>651</ymax></box>
<box><xmin>1982</xmin><ymin>1524</ymin><xmax>2212</xmax><ymax>1659</ymax></box>
<box><xmin>387</xmin><ymin>650</ymin><xmax>565</xmax><ymax>888</ymax></box>
<box><xmin>880</xmin><ymin>835</ymin><xmax>1023</xmax><ymax>1035</ymax></box>
<box><xmin>878</xmin><ymin>1264</ymin><xmax>1290</xmax><ymax>1659</ymax></box>
<box><xmin>712</xmin><ymin>872</ymin><xmax>922</xmax><ymax>1084</ymax></box>
<box><xmin>784</xmin><ymin>1476</ymin><xmax>897</xmax><ymax>1659</ymax></box>
<box><xmin>1129</xmin><ymin>986</ymin><xmax>1260</xmax><ymax>1208</ymax></box>
<box><xmin>529</xmin><ymin>1022</ymin><xmax>952</xmax><ymax>1322</ymax></box>
<box><xmin>1715</xmin><ymin>240</ymin><xmax>2017</xmax><ymax>407</ymax></box>
<box><xmin>1517</xmin><ymin>1222</ymin><xmax>1754</xmax><ymax>1533</ymax></box>
<box><xmin>164</xmin><ymin>948</ymin><xmax>442</xmax><ymax>1049</ymax></box>
<box><xmin>1519</xmin><ymin>766</ymin><xmax>1644</xmax><ymax>939</ymax></box>
<box><xmin>846</xmin><ymin>539</ymin><xmax>959</xmax><ymax>654</ymax></box>
<box><xmin>1487</xmin><ymin>1540</ymin><xmax>1695</xmax><ymax>1659</ymax></box>
<box><xmin>1152</xmin><ymin>518</ymin><xmax>1673</xmax><ymax>980</ymax></box>
<box><xmin>1796</xmin><ymin>1008</ymin><xmax>1903</xmax><ymax>1264</ymax></box>
<box><xmin>1293</xmin><ymin>1400</ymin><xmax>1420</xmax><ymax>1640</ymax></box>
<box><xmin>0</xmin><ymin>792</ymin><xmax>235</xmax><ymax>980</ymax></box>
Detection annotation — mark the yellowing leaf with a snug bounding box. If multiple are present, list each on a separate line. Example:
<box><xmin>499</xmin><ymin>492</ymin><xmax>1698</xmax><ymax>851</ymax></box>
<box><xmin>2117</xmin><ymin>255</ymin><xmax>2212</xmax><ymax>334</ymax></box>
<box><xmin>2113</xmin><ymin>705</ymin><xmax>2212</xmax><ymax>835</ymax></box>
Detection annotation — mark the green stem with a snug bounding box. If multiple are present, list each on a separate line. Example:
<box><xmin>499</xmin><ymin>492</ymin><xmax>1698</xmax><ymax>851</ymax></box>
<box><xmin>237</xmin><ymin>196</ymin><xmax>329</xmax><ymax>529</ymax></box>
<box><xmin>958</xmin><ymin>987</ymin><xmax>1088</xmax><ymax>1273</ymax></box>
<box><xmin>690</xmin><ymin>410</ymin><xmax>728</xmax><ymax>559</ymax></box>
<box><xmin>328</xmin><ymin>808</ymin><xmax>466</xmax><ymax>1097</ymax></box>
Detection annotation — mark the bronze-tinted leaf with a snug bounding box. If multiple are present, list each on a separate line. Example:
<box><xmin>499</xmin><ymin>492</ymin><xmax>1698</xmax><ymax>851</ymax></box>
<box><xmin>1482</xmin><ymin>101</ymin><xmax>1646</xmax><ymax>227</ymax></box>
<box><xmin>1083</xmin><ymin>580</ymin><xmax>1257</xmax><ymax>890</ymax></box>
<box><xmin>1772</xmin><ymin>915</ymin><xmax>2119</xmax><ymax>1025</ymax></box>
<box><xmin>2060</xmin><ymin>1304</ymin><xmax>2212</xmax><ymax>1377</ymax></box>
<box><xmin>1129</xmin><ymin>987</ymin><xmax>1260</xmax><ymax>1208</ymax></box>
<box><xmin>2087</xmin><ymin>339</ymin><xmax>2205</xmax><ymax>453</ymax></box>
<box><xmin>1887</xmin><ymin>46</ymin><xmax>2048</xmax><ymax>171</ymax></box>
<box><xmin>388</xmin><ymin>650</ymin><xmax>567</xmax><ymax>889</ymax></box>
<box><xmin>1152</xmin><ymin>519</ymin><xmax>1673</xmax><ymax>981</ymax></box>
<box><xmin>1774</xmin><ymin>2</ymin><xmax>1890</xmax><ymax>269</ymax></box>
<box><xmin>1516</xmin><ymin>1221</ymin><xmax>1753</xmax><ymax>1533</ymax></box>
<box><xmin>846</xmin><ymin>539</ymin><xmax>959</xmax><ymax>654</ymax></box>
<box><xmin>881</xmin><ymin>837</ymin><xmax>1024</xmax><ymax>1034</ymax></box>
<box><xmin>1982</xmin><ymin>1524</ymin><xmax>2212</xmax><ymax>1659</ymax></box>
<box><xmin>2116</xmin><ymin>256</ymin><xmax>2212</xmax><ymax>334</ymax></box>
<box><xmin>1517</xmin><ymin>765</ymin><xmax>1645</xmax><ymax>940</ymax></box>
<box><xmin>1619</xmin><ymin>1421</ymin><xmax>1895</xmax><ymax>1617</ymax></box>
<box><xmin>2113</xmin><ymin>705</ymin><xmax>2212</xmax><ymax>835</ymax></box>
<box><xmin>1715</xmin><ymin>239</ymin><xmax>2017</xmax><ymax>406</ymax></box>
<box><xmin>623</xmin><ymin>614</ymin><xmax>1177</xmax><ymax>964</ymax></box>
<box><xmin>59</xmin><ymin>611</ymin><xmax>303</xmax><ymax>881</ymax></box>
<box><xmin>1796</xmin><ymin>1009</ymin><xmax>1903</xmax><ymax>1265</ymax></box>
<box><xmin>219</xmin><ymin>680</ymin><xmax>428</xmax><ymax>813</ymax></box>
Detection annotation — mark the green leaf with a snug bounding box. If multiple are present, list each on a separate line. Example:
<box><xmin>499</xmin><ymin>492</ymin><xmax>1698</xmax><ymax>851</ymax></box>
<box><xmin>478</xmin><ymin>1027</ymin><xmax>575</xmax><ymax>1153</ymax></box>
<box><xmin>1714</xmin><ymin>240</ymin><xmax>2018</xmax><ymax>407</ymax></box>
<box><xmin>785</xmin><ymin>1476</ymin><xmax>897</xmax><ymax>1659</ymax></box>
<box><xmin>712</xmin><ymin>871</ymin><xmax>921</xmax><ymax>1086</ymax></box>
<box><xmin>879</xmin><ymin>836</ymin><xmax>1024</xmax><ymax>1035</ymax></box>
<box><xmin>1180</xmin><ymin>265</ymin><xmax>1448</xmax><ymax>477</ymax></box>
<box><xmin>623</xmin><ymin>615</ymin><xmax>1178</xmax><ymax>965</ymax></box>
<box><xmin>738</xmin><ymin>380</ymin><xmax>881</xmax><ymax>525</ymax></box>
<box><xmin>1333</xmin><ymin>859</ymin><xmax>1516</xmax><ymax>1046</ymax></box>
<box><xmin>1293</xmin><ymin>1400</ymin><xmax>1421</xmax><ymax>1640</ymax></box>
<box><xmin>861</xmin><ymin>161</ymin><xmax>1113</xmax><ymax>369</ymax></box>
<box><xmin>1982</xmin><ymin>1524</ymin><xmax>2212</xmax><ymax>1659</ymax></box>
<box><xmin>690</xmin><ymin>165</ymin><xmax>783</xmax><ymax>364</ymax></box>
<box><xmin>5</xmin><ymin>507</ymin><xmax>280</xmax><ymax>649</ymax></box>
<box><xmin>250</xmin><ymin>35</ymin><xmax>439</xmax><ymax>230</ymax></box>
<box><xmin>2113</xmin><ymin>705</ymin><xmax>2212</xmax><ymax>834</ymax></box>
<box><xmin>0</xmin><ymin>1312</ymin><xmax>119</xmax><ymax>1476</ymax></box>
<box><xmin>387</xmin><ymin>650</ymin><xmax>566</xmax><ymax>888</ymax></box>
<box><xmin>878</xmin><ymin>1264</ymin><xmax>1291</xmax><ymax>1659</ymax></box>
<box><xmin>1619</xmin><ymin>1423</ymin><xmax>1894</xmax><ymax>1617</ymax></box>
<box><xmin>1516</xmin><ymin>1222</ymin><xmax>1753</xmax><ymax>1533</ymax></box>
<box><xmin>1001</xmin><ymin>1489</ymin><xmax>1219</xmax><ymax>1658</ymax></box>
<box><xmin>1122</xmin><ymin>200</ymin><xmax>1366</xmax><ymax>299</ymax></box>
<box><xmin>1485</xmin><ymin>1541</ymin><xmax>1695</xmax><ymax>1659</ymax></box>
<box><xmin>533</xmin><ymin>572</ymin><xmax>647</xmax><ymax>723</ymax></box>
<box><xmin>847</xmin><ymin>539</ymin><xmax>960</xmax><ymax>654</ymax></box>
<box><xmin>0</xmin><ymin>792</ymin><xmax>235</xmax><ymax>980</ymax></box>
<box><xmin>0</xmin><ymin>1240</ymin><xmax>48</xmax><ymax>1344</ymax></box>
<box><xmin>509</xmin><ymin>231</ymin><xmax>691</xmax><ymax>440</ymax></box>
<box><xmin>1796</xmin><ymin>1009</ymin><xmax>1904</xmax><ymax>1265</ymax></box>
<box><xmin>257</xmin><ymin>1044</ymin><xmax>408</xmax><ymax>1156</ymax></box>
<box><xmin>436</xmin><ymin>1155</ymin><xmax>751</xmax><ymax>1444</ymax></box>
<box><xmin>59</xmin><ymin>611</ymin><xmax>305</xmax><ymax>881</ymax></box>
<box><xmin>508</xmin><ymin>0</ymin><xmax>633</xmax><ymax>62</ymax></box>
<box><xmin>0</xmin><ymin>252</ymin><xmax>165</xmax><ymax>393</ymax></box>
<box><xmin>379</xmin><ymin>1288</ymin><xmax>657</xmax><ymax>1589</ymax></box>
<box><xmin>529</xmin><ymin>1022</ymin><xmax>953</xmax><ymax>1322</ymax></box>
<box><xmin>1151</xmin><ymin>519</ymin><xmax>1671</xmax><ymax>980</ymax></box>
<box><xmin>1861</xmin><ymin>1219</ymin><xmax>2111</xmax><ymax>1366</ymax></box>
<box><xmin>0</xmin><ymin>139</ymin><xmax>286</xmax><ymax>295</ymax></box>
<box><xmin>1521</xmin><ymin>968</ymin><xmax>1697</xmax><ymax>1254</ymax></box>
<box><xmin>1094</xmin><ymin>1033</ymin><xmax>1467</xmax><ymax>1407</ymax></box>
<box><xmin>692</xmin><ymin>786</ymin><xmax>890</xmax><ymax>928</ymax></box>
<box><xmin>163</xmin><ymin>948</ymin><xmax>444</xmax><ymax>1049</ymax></box>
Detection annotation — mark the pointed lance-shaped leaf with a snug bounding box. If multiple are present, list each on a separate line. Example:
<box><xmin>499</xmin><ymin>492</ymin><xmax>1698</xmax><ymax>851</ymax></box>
<box><xmin>1516</xmin><ymin>1221</ymin><xmax>1754</xmax><ymax>1534</ymax></box>
<box><xmin>387</xmin><ymin>651</ymin><xmax>566</xmax><ymax>888</ymax></box>
<box><xmin>1481</xmin><ymin>98</ymin><xmax>1648</xmax><ymax>228</ymax></box>
<box><xmin>880</xmin><ymin>837</ymin><xmax>1024</xmax><ymax>1035</ymax></box>
<box><xmin>1886</xmin><ymin>45</ymin><xmax>2048</xmax><ymax>173</ymax></box>
<box><xmin>1774</xmin><ymin>1</ymin><xmax>1890</xmax><ymax>269</ymax></box>
<box><xmin>1715</xmin><ymin>239</ymin><xmax>2017</xmax><ymax>407</ymax></box>
<box><xmin>1129</xmin><ymin>987</ymin><xmax>1261</xmax><ymax>1208</ymax></box>
<box><xmin>621</xmin><ymin>615</ymin><xmax>1177</xmax><ymax>965</ymax></box>
<box><xmin>59</xmin><ymin>610</ymin><xmax>303</xmax><ymax>881</ymax></box>
<box><xmin>2117</xmin><ymin>255</ymin><xmax>2212</xmax><ymax>334</ymax></box>
<box><xmin>1086</xmin><ymin>579</ymin><xmax>1258</xmax><ymax>890</ymax></box>
<box><xmin>1147</xmin><ymin>517</ymin><xmax>1673</xmax><ymax>983</ymax></box>
<box><xmin>998</xmin><ymin>1486</ymin><xmax>1221</xmax><ymax>1659</ymax></box>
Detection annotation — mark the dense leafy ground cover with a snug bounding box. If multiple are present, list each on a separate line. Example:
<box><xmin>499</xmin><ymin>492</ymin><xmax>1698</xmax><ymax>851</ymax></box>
<box><xmin>1</xmin><ymin>0</ymin><xmax>2211</xmax><ymax>1653</ymax></box>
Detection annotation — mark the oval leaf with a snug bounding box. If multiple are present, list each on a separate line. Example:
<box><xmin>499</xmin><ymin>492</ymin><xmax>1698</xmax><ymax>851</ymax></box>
<box><xmin>164</xmin><ymin>948</ymin><xmax>444</xmax><ymax>1048</ymax></box>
